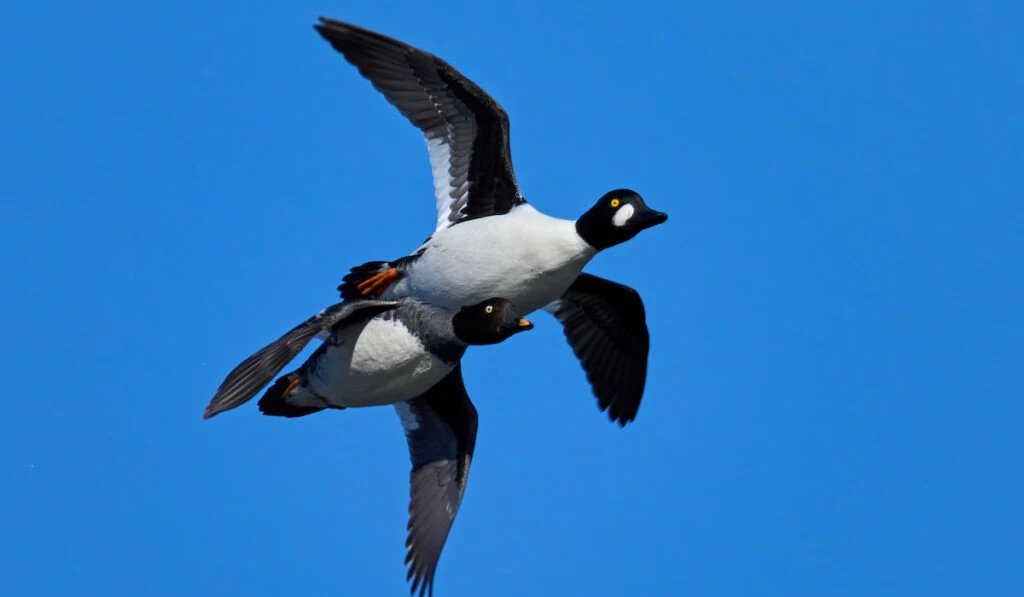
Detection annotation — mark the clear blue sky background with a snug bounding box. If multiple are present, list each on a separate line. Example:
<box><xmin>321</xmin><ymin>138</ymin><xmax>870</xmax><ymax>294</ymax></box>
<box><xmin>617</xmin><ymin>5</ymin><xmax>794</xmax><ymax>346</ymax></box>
<box><xmin>2</xmin><ymin>1</ymin><xmax>1022</xmax><ymax>595</ymax></box>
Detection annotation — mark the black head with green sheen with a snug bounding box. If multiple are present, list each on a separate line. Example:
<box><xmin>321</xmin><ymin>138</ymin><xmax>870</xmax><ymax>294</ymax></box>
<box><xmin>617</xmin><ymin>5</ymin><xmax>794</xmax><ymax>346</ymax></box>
<box><xmin>452</xmin><ymin>297</ymin><xmax>534</xmax><ymax>345</ymax></box>
<box><xmin>575</xmin><ymin>189</ymin><xmax>668</xmax><ymax>251</ymax></box>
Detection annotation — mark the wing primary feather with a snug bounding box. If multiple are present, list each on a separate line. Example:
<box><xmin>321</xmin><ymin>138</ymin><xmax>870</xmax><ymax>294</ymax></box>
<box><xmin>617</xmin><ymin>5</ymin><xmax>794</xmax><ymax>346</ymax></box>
<box><xmin>203</xmin><ymin>300</ymin><xmax>399</xmax><ymax>419</ymax></box>
<box><xmin>549</xmin><ymin>273</ymin><xmax>651</xmax><ymax>425</ymax></box>
<box><xmin>314</xmin><ymin>18</ymin><xmax>524</xmax><ymax>231</ymax></box>
<box><xmin>395</xmin><ymin>364</ymin><xmax>478</xmax><ymax>596</ymax></box>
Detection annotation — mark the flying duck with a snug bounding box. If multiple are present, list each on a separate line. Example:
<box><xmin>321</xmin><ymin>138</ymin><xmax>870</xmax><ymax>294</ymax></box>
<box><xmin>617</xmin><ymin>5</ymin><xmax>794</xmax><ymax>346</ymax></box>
<box><xmin>203</xmin><ymin>297</ymin><xmax>532</xmax><ymax>596</ymax></box>
<box><xmin>203</xmin><ymin>296</ymin><xmax>531</xmax><ymax>417</ymax></box>
<box><xmin>313</xmin><ymin>18</ymin><xmax>668</xmax><ymax>425</ymax></box>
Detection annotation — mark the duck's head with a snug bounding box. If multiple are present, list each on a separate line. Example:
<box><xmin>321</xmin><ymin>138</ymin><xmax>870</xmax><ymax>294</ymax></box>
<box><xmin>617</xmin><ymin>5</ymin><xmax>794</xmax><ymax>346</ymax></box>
<box><xmin>452</xmin><ymin>297</ymin><xmax>534</xmax><ymax>345</ymax></box>
<box><xmin>575</xmin><ymin>189</ymin><xmax>668</xmax><ymax>251</ymax></box>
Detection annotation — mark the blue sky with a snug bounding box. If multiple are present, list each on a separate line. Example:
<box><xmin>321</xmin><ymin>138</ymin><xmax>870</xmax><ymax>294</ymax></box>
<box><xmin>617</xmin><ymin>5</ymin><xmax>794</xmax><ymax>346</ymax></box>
<box><xmin>2</xmin><ymin>1</ymin><xmax>1022</xmax><ymax>595</ymax></box>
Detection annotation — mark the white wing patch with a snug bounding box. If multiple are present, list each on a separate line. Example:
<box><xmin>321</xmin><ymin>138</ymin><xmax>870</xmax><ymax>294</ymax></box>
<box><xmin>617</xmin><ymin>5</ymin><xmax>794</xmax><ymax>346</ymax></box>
<box><xmin>542</xmin><ymin>300</ymin><xmax>562</xmax><ymax>315</ymax></box>
<box><xmin>426</xmin><ymin>134</ymin><xmax>456</xmax><ymax>231</ymax></box>
<box><xmin>612</xmin><ymin>203</ymin><xmax>635</xmax><ymax>227</ymax></box>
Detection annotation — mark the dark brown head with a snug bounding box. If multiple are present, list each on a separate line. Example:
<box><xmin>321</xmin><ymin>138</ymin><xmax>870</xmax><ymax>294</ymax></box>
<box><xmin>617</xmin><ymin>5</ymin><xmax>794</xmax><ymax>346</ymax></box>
<box><xmin>575</xmin><ymin>189</ymin><xmax>668</xmax><ymax>251</ymax></box>
<box><xmin>451</xmin><ymin>298</ymin><xmax>534</xmax><ymax>345</ymax></box>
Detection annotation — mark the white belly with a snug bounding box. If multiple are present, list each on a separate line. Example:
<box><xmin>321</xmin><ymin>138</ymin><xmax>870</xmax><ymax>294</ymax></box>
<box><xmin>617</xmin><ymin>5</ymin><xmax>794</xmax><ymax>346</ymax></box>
<box><xmin>389</xmin><ymin>206</ymin><xmax>597</xmax><ymax>313</ymax></box>
<box><xmin>307</xmin><ymin>317</ymin><xmax>453</xmax><ymax>408</ymax></box>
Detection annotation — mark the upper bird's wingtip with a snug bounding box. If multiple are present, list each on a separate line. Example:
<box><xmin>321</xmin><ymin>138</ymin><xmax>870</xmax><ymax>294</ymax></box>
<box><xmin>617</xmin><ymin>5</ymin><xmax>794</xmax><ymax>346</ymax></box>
<box><xmin>314</xmin><ymin>17</ymin><xmax>358</xmax><ymax>44</ymax></box>
<box><xmin>313</xmin><ymin>17</ymin><xmax>332</xmax><ymax>34</ymax></box>
<box><xmin>315</xmin><ymin>16</ymin><xmax>349</xmax><ymax>30</ymax></box>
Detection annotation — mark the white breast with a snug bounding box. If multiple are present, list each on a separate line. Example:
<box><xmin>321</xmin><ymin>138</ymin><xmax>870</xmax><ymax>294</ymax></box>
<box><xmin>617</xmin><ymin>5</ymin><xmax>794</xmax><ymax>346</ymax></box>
<box><xmin>307</xmin><ymin>317</ymin><xmax>454</xmax><ymax>408</ymax></box>
<box><xmin>390</xmin><ymin>205</ymin><xmax>597</xmax><ymax>314</ymax></box>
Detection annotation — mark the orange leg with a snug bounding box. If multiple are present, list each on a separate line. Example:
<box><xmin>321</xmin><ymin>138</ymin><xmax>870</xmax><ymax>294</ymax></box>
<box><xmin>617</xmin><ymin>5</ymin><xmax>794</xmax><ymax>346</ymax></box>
<box><xmin>356</xmin><ymin>267</ymin><xmax>400</xmax><ymax>297</ymax></box>
<box><xmin>282</xmin><ymin>377</ymin><xmax>302</xmax><ymax>397</ymax></box>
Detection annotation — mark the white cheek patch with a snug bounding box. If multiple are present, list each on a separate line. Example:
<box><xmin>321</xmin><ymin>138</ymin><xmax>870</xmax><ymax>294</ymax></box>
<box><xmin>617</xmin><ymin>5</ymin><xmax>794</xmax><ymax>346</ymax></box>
<box><xmin>612</xmin><ymin>203</ymin><xmax>635</xmax><ymax>227</ymax></box>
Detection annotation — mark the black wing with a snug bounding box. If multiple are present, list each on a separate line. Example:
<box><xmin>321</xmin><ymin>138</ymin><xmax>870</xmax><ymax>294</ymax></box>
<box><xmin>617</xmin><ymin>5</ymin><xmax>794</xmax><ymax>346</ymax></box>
<box><xmin>203</xmin><ymin>299</ymin><xmax>400</xmax><ymax>419</ymax></box>
<box><xmin>394</xmin><ymin>364</ymin><xmax>478</xmax><ymax>597</ymax></box>
<box><xmin>546</xmin><ymin>273</ymin><xmax>650</xmax><ymax>426</ymax></box>
<box><xmin>314</xmin><ymin>18</ymin><xmax>523</xmax><ymax>231</ymax></box>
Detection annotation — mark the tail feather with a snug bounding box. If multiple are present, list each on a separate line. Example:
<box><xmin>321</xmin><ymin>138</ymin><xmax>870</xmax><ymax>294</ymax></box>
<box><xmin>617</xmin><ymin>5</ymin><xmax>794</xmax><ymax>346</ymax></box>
<box><xmin>338</xmin><ymin>261</ymin><xmax>393</xmax><ymax>300</ymax></box>
<box><xmin>258</xmin><ymin>374</ymin><xmax>326</xmax><ymax>418</ymax></box>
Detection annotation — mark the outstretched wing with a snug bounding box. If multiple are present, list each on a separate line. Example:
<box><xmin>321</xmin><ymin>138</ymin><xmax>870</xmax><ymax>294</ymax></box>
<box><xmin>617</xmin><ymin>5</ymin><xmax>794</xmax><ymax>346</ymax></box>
<box><xmin>315</xmin><ymin>18</ymin><xmax>524</xmax><ymax>231</ymax></box>
<box><xmin>203</xmin><ymin>299</ymin><xmax>400</xmax><ymax>419</ymax></box>
<box><xmin>394</xmin><ymin>364</ymin><xmax>478</xmax><ymax>596</ymax></box>
<box><xmin>545</xmin><ymin>273</ymin><xmax>650</xmax><ymax>426</ymax></box>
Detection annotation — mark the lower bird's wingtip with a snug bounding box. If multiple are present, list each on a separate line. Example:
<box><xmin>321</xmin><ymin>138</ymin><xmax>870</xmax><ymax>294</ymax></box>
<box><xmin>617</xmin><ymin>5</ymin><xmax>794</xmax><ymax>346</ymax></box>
<box><xmin>202</xmin><ymin>403</ymin><xmax>222</xmax><ymax>420</ymax></box>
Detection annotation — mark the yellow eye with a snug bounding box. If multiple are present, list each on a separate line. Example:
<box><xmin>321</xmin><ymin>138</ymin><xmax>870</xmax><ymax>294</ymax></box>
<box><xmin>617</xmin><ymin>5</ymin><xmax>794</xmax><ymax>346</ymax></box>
<box><xmin>485</xmin><ymin>305</ymin><xmax>494</xmax><ymax>314</ymax></box>
<box><xmin>610</xmin><ymin>198</ymin><xmax>621</xmax><ymax>208</ymax></box>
